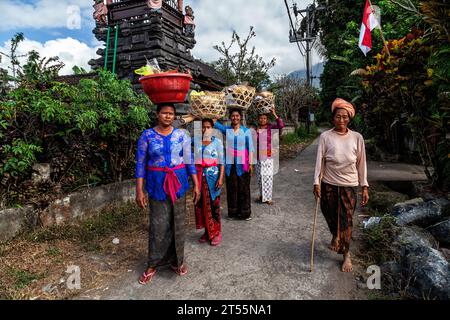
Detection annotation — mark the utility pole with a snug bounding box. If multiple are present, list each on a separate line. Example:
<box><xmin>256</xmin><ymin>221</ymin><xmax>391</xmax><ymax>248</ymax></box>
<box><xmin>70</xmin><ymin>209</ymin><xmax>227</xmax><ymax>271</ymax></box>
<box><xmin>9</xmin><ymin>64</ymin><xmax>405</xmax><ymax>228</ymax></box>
<box><xmin>286</xmin><ymin>0</ymin><xmax>326</xmax><ymax>133</ymax></box>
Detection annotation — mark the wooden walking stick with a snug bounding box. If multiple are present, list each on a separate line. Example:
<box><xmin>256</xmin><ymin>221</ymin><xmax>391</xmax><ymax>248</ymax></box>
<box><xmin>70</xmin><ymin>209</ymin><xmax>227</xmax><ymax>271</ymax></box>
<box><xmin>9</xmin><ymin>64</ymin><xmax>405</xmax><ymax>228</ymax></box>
<box><xmin>310</xmin><ymin>154</ymin><xmax>324</xmax><ymax>273</ymax></box>
<box><xmin>310</xmin><ymin>197</ymin><xmax>320</xmax><ymax>272</ymax></box>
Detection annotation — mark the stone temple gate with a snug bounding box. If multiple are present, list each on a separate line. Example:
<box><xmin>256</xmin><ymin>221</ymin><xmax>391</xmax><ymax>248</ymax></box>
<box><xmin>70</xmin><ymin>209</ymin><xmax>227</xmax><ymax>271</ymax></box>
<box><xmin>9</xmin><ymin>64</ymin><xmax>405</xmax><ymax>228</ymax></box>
<box><xmin>88</xmin><ymin>0</ymin><xmax>225</xmax><ymax>93</ymax></box>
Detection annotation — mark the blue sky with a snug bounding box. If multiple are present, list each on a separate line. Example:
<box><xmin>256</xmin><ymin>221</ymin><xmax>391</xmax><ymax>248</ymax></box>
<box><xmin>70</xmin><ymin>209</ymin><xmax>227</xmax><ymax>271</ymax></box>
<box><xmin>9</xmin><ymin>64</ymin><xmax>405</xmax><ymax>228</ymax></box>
<box><xmin>0</xmin><ymin>0</ymin><xmax>96</xmax><ymax>44</ymax></box>
<box><xmin>0</xmin><ymin>0</ymin><xmax>319</xmax><ymax>76</ymax></box>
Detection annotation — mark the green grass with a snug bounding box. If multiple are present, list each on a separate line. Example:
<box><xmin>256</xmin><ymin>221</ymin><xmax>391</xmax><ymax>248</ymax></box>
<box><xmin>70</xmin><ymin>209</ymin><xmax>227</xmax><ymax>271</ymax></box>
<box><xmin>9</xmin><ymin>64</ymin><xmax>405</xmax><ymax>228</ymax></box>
<box><xmin>281</xmin><ymin>133</ymin><xmax>305</xmax><ymax>145</ymax></box>
<box><xmin>361</xmin><ymin>215</ymin><xmax>401</xmax><ymax>265</ymax></box>
<box><xmin>6</xmin><ymin>267</ymin><xmax>44</xmax><ymax>289</ymax></box>
<box><xmin>367</xmin><ymin>290</ymin><xmax>400</xmax><ymax>300</ymax></box>
<box><xmin>45</xmin><ymin>247</ymin><xmax>61</xmax><ymax>257</ymax></box>
<box><xmin>27</xmin><ymin>202</ymin><xmax>145</xmax><ymax>251</ymax></box>
<box><xmin>281</xmin><ymin>125</ymin><xmax>319</xmax><ymax>146</ymax></box>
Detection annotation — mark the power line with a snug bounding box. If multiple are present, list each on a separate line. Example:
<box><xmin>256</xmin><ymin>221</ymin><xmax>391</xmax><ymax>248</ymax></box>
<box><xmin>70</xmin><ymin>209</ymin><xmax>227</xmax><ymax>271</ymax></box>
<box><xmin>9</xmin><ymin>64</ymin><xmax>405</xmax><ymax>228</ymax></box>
<box><xmin>284</xmin><ymin>0</ymin><xmax>305</xmax><ymax>57</ymax></box>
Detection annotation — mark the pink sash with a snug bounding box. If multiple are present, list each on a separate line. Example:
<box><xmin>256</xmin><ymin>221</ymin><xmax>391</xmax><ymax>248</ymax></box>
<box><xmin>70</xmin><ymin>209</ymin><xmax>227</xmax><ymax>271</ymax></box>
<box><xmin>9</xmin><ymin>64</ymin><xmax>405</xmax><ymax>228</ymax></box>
<box><xmin>195</xmin><ymin>159</ymin><xmax>218</xmax><ymax>184</ymax></box>
<box><xmin>147</xmin><ymin>164</ymin><xmax>185</xmax><ymax>204</ymax></box>
<box><xmin>226</xmin><ymin>148</ymin><xmax>250</xmax><ymax>172</ymax></box>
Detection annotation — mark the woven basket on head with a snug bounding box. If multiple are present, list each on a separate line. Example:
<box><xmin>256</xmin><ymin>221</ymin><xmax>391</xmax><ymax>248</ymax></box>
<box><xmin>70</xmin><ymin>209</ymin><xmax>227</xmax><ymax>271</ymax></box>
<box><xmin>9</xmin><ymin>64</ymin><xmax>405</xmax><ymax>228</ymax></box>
<box><xmin>190</xmin><ymin>91</ymin><xmax>227</xmax><ymax>119</ymax></box>
<box><xmin>224</xmin><ymin>85</ymin><xmax>256</xmax><ymax>110</ymax></box>
<box><xmin>251</xmin><ymin>91</ymin><xmax>275</xmax><ymax>115</ymax></box>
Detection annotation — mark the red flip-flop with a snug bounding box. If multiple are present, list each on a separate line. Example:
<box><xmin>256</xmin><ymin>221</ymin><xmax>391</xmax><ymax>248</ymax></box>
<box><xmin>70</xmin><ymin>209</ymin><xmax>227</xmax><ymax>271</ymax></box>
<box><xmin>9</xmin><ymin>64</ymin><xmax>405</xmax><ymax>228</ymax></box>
<box><xmin>138</xmin><ymin>268</ymin><xmax>156</xmax><ymax>285</ymax></box>
<box><xmin>171</xmin><ymin>264</ymin><xmax>188</xmax><ymax>276</ymax></box>
<box><xmin>211</xmin><ymin>233</ymin><xmax>222</xmax><ymax>246</ymax></box>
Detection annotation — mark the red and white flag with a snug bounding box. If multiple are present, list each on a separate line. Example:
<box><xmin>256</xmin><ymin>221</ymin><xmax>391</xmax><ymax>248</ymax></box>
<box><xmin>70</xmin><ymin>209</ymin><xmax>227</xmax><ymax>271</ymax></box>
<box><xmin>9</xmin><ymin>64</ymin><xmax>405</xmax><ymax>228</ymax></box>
<box><xmin>358</xmin><ymin>0</ymin><xmax>380</xmax><ymax>56</ymax></box>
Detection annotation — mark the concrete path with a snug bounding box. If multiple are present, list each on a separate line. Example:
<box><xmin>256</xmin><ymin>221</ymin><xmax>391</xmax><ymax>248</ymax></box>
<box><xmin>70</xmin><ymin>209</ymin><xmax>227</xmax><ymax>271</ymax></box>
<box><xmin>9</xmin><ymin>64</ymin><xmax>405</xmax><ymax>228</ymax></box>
<box><xmin>77</xmin><ymin>137</ymin><xmax>367</xmax><ymax>300</ymax></box>
<box><xmin>368</xmin><ymin>161</ymin><xmax>427</xmax><ymax>182</ymax></box>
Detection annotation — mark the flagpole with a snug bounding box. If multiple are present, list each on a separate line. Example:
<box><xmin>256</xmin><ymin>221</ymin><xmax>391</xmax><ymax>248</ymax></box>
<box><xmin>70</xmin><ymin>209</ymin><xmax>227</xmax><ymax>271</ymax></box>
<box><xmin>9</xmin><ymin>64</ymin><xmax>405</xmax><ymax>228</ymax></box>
<box><xmin>368</xmin><ymin>0</ymin><xmax>391</xmax><ymax>57</ymax></box>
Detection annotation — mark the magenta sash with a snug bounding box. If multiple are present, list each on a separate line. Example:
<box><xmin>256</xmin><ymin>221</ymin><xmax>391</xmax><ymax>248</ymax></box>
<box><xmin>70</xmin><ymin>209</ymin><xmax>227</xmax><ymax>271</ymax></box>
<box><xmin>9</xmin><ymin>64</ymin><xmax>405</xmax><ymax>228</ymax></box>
<box><xmin>147</xmin><ymin>164</ymin><xmax>185</xmax><ymax>204</ymax></box>
<box><xmin>226</xmin><ymin>147</ymin><xmax>250</xmax><ymax>172</ymax></box>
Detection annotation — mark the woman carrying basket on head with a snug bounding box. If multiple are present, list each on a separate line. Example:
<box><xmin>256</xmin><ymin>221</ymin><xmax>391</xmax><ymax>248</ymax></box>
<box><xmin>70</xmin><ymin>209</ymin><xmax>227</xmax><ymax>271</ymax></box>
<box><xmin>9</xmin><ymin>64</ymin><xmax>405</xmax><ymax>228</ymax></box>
<box><xmin>213</xmin><ymin>109</ymin><xmax>255</xmax><ymax>221</ymax></box>
<box><xmin>313</xmin><ymin>98</ymin><xmax>369</xmax><ymax>273</ymax></box>
<box><xmin>135</xmin><ymin>103</ymin><xmax>200</xmax><ymax>285</ymax></box>
<box><xmin>255</xmin><ymin>105</ymin><xmax>284</xmax><ymax>205</ymax></box>
<box><xmin>194</xmin><ymin>119</ymin><xmax>225</xmax><ymax>246</ymax></box>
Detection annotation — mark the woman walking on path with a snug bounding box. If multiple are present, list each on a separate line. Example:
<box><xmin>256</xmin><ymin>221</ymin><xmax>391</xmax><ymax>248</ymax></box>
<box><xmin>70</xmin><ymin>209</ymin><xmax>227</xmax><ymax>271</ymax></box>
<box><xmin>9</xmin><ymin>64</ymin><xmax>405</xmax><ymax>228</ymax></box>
<box><xmin>214</xmin><ymin>109</ymin><xmax>254</xmax><ymax>221</ymax></box>
<box><xmin>135</xmin><ymin>104</ymin><xmax>200</xmax><ymax>285</ymax></box>
<box><xmin>194</xmin><ymin>119</ymin><xmax>225</xmax><ymax>246</ymax></box>
<box><xmin>313</xmin><ymin>98</ymin><xmax>369</xmax><ymax>273</ymax></box>
<box><xmin>255</xmin><ymin>105</ymin><xmax>284</xmax><ymax>205</ymax></box>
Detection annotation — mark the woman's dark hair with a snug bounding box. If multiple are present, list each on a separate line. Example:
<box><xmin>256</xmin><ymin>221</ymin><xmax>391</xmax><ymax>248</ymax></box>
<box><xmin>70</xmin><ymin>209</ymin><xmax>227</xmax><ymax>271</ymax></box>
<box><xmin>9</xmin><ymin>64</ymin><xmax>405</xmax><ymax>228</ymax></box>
<box><xmin>156</xmin><ymin>103</ymin><xmax>176</xmax><ymax>114</ymax></box>
<box><xmin>258</xmin><ymin>113</ymin><xmax>270</xmax><ymax>118</ymax></box>
<box><xmin>229</xmin><ymin>108</ymin><xmax>242</xmax><ymax>118</ymax></box>
<box><xmin>202</xmin><ymin>118</ymin><xmax>214</xmax><ymax>127</ymax></box>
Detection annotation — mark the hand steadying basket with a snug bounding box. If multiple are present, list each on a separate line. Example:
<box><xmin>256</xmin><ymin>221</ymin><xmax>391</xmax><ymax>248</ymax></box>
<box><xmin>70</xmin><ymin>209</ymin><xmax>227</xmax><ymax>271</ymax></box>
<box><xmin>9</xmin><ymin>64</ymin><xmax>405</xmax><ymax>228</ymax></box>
<box><xmin>190</xmin><ymin>91</ymin><xmax>227</xmax><ymax>119</ymax></box>
<box><xmin>224</xmin><ymin>84</ymin><xmax>256</xmax><ymax>110</ymax></box>
<box><xmin>251</xmin><ymin>91</ymin><xmax>275</xmax><ymax>115</ymax></box>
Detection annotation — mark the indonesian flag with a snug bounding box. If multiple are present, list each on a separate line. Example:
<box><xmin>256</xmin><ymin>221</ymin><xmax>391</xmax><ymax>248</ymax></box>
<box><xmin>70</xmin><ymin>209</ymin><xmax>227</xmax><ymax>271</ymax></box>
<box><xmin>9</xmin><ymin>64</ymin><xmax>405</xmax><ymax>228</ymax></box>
<box><xmin>358</xmin><ymin>0</ymin><xmax>380</xmax><ymax>56</ymax></box>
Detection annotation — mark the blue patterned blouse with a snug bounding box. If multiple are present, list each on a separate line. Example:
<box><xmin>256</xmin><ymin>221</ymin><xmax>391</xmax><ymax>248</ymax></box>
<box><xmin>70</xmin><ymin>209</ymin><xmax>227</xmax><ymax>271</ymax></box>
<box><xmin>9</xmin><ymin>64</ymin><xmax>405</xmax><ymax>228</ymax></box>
<box><xmin>193</xmin><ymin>136</ymin><xmax>225</xmax><ymax>201</ymax></box>
<box><xmin>135</xmin><ymin>127</ymin><xmax>196</xmax><ymax>201</ymax></box>
<box><xmin>213</xmin><ymin>121</ymin><xmax>255</xmax><ymax>177</ymax></box>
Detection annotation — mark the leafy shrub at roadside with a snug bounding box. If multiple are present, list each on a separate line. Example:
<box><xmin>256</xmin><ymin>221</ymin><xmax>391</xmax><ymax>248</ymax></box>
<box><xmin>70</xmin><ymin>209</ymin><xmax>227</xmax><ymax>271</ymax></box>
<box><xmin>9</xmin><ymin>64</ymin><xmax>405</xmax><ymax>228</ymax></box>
<box><xmin>0</xmin><ymin>69</ymin><xmax>154</xmax><ymax>208</ymax></box>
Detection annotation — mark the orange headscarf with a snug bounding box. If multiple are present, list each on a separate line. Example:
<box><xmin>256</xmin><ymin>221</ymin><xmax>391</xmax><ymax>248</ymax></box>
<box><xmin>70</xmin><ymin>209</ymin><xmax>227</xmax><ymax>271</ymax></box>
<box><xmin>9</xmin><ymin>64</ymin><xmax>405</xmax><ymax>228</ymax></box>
<box><xmin>331</xmin><ymin>98</ymin><xmax>355</xmax><ymax>119</ymax></box>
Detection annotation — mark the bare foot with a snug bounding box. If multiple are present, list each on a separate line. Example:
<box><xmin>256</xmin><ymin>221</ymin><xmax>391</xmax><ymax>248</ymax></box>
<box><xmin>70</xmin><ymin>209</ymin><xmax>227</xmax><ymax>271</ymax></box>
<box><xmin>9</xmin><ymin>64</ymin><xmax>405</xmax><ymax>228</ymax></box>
<box><xmin>328</xmin><ymin>236</ymin><xmax>339</xmax><ymax>252</ymax></box>
<box><xmin>342</xmin><ymin>253</ymin><xmax>353</xmax><ymax>273</ymax></box>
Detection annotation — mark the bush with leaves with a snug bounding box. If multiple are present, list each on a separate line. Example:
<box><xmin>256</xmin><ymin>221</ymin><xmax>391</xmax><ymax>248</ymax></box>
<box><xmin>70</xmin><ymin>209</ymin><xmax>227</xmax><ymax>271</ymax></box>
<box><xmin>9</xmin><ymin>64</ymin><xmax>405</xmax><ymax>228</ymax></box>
<box><xmin>0</xmin><ymin>67</ymin><xmax>154</xmax><ymax>208</ymax></box>
<box><xmin>361</xmin><ymin>27</ymin><xmax>449</xmax><ymax>189</ymax></box>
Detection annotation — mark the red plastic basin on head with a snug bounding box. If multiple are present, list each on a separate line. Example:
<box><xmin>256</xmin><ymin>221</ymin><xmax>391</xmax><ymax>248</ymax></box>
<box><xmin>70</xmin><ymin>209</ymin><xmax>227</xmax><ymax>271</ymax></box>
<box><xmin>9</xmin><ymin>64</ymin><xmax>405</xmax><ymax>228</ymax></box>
<box><xmin>139</xmin><ymin>73</ymin><xmax>193</xmax><ymax>104</ymax></box>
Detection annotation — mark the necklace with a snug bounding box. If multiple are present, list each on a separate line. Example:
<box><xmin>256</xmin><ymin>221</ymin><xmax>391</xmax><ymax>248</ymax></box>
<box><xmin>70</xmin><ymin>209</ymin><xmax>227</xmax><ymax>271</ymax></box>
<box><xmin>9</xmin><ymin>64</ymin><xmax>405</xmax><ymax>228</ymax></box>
<box><xmin>156</xmin><ymin>125</ymin><xmax>173</xmax><ymax>135</ymax></box>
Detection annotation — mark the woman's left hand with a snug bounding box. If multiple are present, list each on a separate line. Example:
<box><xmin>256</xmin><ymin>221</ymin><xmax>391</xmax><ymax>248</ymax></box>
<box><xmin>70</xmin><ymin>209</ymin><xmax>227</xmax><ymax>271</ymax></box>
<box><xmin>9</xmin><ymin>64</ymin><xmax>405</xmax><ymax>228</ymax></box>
<box><xmin>361</xmin><ymin>187</ymin><xmax>369</xmax><ymax>207</ymax></box>
<box><xmin>193</xmin><ymin>186</ymin><xmax>201</xmax><ymax>204</ymax></box>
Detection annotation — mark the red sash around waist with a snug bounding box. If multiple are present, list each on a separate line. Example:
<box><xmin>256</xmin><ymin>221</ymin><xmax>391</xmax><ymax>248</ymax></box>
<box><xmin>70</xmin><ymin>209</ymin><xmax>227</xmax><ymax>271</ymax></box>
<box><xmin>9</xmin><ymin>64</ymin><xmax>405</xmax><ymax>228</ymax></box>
<box><xmin>195</xmin><ymin>159</ymin><xmax>218</xmax><ymax>184</ymax></box>
<box><xmin>147</xmin><ymin>164</ymin><xmax>186</xmax><ymax>204</ymax></box>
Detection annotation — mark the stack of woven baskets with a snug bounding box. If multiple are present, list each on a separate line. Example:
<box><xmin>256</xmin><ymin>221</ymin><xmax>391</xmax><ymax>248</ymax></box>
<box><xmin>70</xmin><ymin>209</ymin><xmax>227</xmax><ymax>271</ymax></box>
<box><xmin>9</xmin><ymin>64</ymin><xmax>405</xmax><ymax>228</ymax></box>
<box><xmin>251</xmin><ymin>91</ymin><xmax>275</xmax><ymax>115</ymax></box>
<box><xmin>189</xmin><ymin>84</ymin><xmax>257</xmax><ymax>120</ymax></box>
<box><xmin>224</xmin><ymin>84</ymin><xmax>256</xmax><ymax>111</ymax></box>
<box><xmin>190</xmin><ymin>91</ymin><xmax>227</xmax><ymax>119</ymax></box>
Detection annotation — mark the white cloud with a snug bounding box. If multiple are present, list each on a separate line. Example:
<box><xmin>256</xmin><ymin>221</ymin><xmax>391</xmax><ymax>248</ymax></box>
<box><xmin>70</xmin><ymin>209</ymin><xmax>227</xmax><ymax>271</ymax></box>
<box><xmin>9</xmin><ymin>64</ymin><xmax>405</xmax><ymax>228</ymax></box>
<box><xmin>0</xmin><ymin>0</ymin><xmax>93</xmax><ymax>31</ymax></box>
<box><xmin>0</xmin><ymin>37</ymin><xmax>100</xmax><ymax>75</ymax></box>
<box><xmin>190</xmin><ymin>0</ymin><xmax>323</xmax><ymax>76</ymax></box>
<box><xmin>0</xmin><ymin>0</ymin><xmax>324</xmax><ymax>77</ymax></box>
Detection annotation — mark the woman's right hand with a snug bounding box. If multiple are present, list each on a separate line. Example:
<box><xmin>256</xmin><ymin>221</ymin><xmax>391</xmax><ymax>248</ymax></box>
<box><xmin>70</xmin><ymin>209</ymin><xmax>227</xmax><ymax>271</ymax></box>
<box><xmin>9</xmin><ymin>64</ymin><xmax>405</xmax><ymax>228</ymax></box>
<box><xmin>215</xmin><ymin>177</ymin><xmax>223</xmax><ymax>190</ymax></box>
<box><xmin>313</xmin><ymin>185</ymin><xmax>321</xmax><ymax>200</ymax></box>
<box><xmin>136</xmin><ymin>189</ymin><xmax>148</xmax><ymax>209</ymax></box>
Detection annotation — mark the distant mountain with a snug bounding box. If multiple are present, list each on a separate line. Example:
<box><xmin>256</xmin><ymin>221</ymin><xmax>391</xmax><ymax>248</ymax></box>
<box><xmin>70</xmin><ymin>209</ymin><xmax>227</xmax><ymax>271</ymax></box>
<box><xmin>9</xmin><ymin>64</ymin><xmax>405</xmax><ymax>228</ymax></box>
<box><xmin>288</xmin><ymin>62</ymin><xmax>324</xmax><ymax>88</ymax></box>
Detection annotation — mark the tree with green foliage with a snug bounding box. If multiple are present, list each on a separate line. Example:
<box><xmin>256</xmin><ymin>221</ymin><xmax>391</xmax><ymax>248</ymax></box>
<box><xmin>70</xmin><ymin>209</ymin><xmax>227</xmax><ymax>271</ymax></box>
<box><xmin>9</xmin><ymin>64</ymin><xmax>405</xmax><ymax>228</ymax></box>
<box><xmin>359</xmin><ymin>2</ymin><xmax>450</xmax><ymax>189</ymax></box>
<box><xmin>273</xmin><ymin>76</ymin><xmax>318</xmax><ymax>130</ymax></box>
<box><xmin>213</xmin><ymin>26</ymin><xmax>276</xmax><ymax>90</ymax></box>
<box><xmin>0</xmin><ymin>32</ymin><xmax>26</xmax><ymax>83</ymax></box>
<box><xmin>316</xmin><ymin>0</ymin><xmax>421</xmax><ymax>115</ymax></box>
<box><xmin>317</xmin><ymin>0</ymin><xmax>449</xmax><ymax>189</ymax></box>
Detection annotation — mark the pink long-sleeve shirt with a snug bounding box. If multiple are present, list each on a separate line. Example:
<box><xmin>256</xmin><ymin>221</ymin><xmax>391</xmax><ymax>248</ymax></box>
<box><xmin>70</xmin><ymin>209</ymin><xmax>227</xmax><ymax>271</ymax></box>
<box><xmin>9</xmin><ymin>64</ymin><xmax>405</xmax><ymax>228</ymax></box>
<box><xmin>257</xmin><ymin>118</ymin><xmax>284</xmax><ymax>159</ymax></box>
<box><xmin>313</xmin><ymin>128</ymin><xmax>369</xmax><ymax>187</ymax></box>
